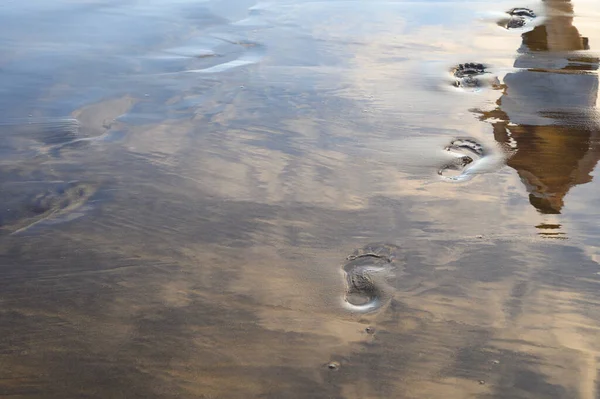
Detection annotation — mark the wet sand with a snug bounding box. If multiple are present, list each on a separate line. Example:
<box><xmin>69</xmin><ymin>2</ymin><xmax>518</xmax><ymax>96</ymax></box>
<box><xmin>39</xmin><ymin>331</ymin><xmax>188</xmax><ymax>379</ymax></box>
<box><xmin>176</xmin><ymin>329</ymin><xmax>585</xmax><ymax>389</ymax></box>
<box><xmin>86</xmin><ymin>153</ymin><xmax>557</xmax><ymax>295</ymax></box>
<box><xmin>1</xmin><ymin>0</ymin><xmax>600</xmax><ymax>398</ymax></box>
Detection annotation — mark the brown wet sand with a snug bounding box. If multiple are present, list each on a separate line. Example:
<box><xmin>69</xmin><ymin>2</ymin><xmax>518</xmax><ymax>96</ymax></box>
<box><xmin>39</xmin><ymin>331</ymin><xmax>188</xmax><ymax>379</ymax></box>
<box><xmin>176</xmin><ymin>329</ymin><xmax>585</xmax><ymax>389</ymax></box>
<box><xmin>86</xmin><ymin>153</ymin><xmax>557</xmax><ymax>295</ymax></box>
<box><xmin>2</xmin><ymin>195</ymin><xmax>600</xmax><ymax>398</ymax></box>
<box><xmin>1</xmin><ymin>0</ymin><xmax>600</xmax><ymax>398</ymax></box>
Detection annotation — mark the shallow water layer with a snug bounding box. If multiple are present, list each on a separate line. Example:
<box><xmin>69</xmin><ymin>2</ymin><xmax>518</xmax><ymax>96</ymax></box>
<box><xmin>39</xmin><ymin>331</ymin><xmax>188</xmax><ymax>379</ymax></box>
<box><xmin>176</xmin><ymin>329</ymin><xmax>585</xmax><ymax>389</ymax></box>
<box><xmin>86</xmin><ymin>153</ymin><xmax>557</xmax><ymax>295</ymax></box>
<box><xmin>1</xmin><ymin>0</ymin><xmax>600</xmax><ymax>398</ymax></box>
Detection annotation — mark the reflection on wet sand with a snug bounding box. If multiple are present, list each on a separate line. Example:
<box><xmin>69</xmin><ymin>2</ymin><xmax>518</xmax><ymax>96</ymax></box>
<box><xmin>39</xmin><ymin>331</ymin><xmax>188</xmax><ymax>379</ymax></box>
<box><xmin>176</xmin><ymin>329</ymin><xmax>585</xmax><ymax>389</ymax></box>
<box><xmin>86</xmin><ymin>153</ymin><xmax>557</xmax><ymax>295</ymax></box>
<box><xmin>482</xmin><ymin>0</ymin><xmax>600</xmax><ymax>216</ymax></box>
<box><xmin>1</xmin><ymin>0</ymin><xmax>600</xmax><ymax>398</ymax></box>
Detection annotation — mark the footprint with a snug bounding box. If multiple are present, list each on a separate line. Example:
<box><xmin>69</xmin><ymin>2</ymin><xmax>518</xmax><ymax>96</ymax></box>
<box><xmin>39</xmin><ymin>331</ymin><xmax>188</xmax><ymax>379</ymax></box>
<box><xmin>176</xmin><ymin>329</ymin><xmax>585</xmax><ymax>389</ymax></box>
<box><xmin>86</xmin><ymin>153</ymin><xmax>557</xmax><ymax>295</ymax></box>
<box><xmin>1</xmin><ymin>181</ymin><xmax>97</xmax><ymax>234</ymax></box>
<box><xmin>155</xmin><ymin>38</ymin><xmax>265</xmax><ymax>75</ymax></box>
<box><xmin>499</xmin><ymin>7</ymin><xmax>536</xmax><ymax>30</ymax></box>
<box><xmin>451</xmin><ymin>63</ymin><xmax>498</xmax><ymax>90</ymax></box>
<box><xmin>438</xmin><ymin>138</ymin><xmax>486</xmax><ymax>182</ymax></box>
<box><xmin>0</xmin><ymin>118</ymin><xmax>80</xmax><ymax>159</ymax></box>
<box><xmin>0</xmin><ymin>114</ymin><xmax>122</xmax><ymax>159</ymax></box>
<box><xmin>342</xmin><ymin>243</ymin><xmax>400</xmax><ymax>313</ymax></box>
<box><xmin>446</xmin><ymin>138</ymin><xmax>484</xmax><ymax>157</ymax></box>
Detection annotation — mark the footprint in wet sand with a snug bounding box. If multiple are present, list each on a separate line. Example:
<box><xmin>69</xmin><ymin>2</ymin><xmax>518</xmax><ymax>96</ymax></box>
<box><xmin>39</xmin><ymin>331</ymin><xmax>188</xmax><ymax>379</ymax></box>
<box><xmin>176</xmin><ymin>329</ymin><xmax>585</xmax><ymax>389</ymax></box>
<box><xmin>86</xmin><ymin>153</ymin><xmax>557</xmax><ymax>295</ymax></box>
<box><xmin>451</xmin><ymin>63</ymin><xmax>499</xmax><ymax>90</ymax></box>
<box><xmin>156</xmin><ymin>38</ymin><xmax>265</xmax><ymax>75</ymax></box>
<box><xmin>342</xmin><ymin>243</ymin><xmax>400</xmax><ymax>313</ymax></box>
<box><xmin>0</xmin><ymin>114</ymin><xmax>124</xmax><ymax>159</ymax></box>
<box><xmin>499</xmin><ymin>7</ymin><xmax>536</xmax><ymax>30</ymax></box>
<box><xmin>438</xmin><ymin>138</ymin><xmax>487</xmax><ymax>182</ymax></box>
<box><xmin>0</xmin><ymin>181</ymin><xmax>97</xmax><ymax>234</ymax></box>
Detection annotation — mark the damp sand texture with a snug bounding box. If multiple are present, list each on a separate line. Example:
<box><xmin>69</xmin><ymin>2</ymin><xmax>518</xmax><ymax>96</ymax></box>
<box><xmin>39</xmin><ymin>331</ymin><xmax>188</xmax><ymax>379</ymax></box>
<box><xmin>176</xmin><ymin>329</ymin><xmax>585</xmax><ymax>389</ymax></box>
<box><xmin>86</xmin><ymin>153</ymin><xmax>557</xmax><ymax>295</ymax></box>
<box><xmin>1</xmin><ymin>0</ymin><xmax>600</xmax><ymax>398</ymax></box>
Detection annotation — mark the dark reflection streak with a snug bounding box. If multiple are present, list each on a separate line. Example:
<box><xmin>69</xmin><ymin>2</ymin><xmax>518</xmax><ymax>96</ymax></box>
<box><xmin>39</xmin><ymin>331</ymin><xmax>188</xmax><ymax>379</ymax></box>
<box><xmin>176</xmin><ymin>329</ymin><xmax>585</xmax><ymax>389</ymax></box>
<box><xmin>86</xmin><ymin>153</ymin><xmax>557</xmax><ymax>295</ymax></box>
<box><xmin>481</xmin><ymin>0</ymin><xmax>600</xmax><ymax>217</ymax></box>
